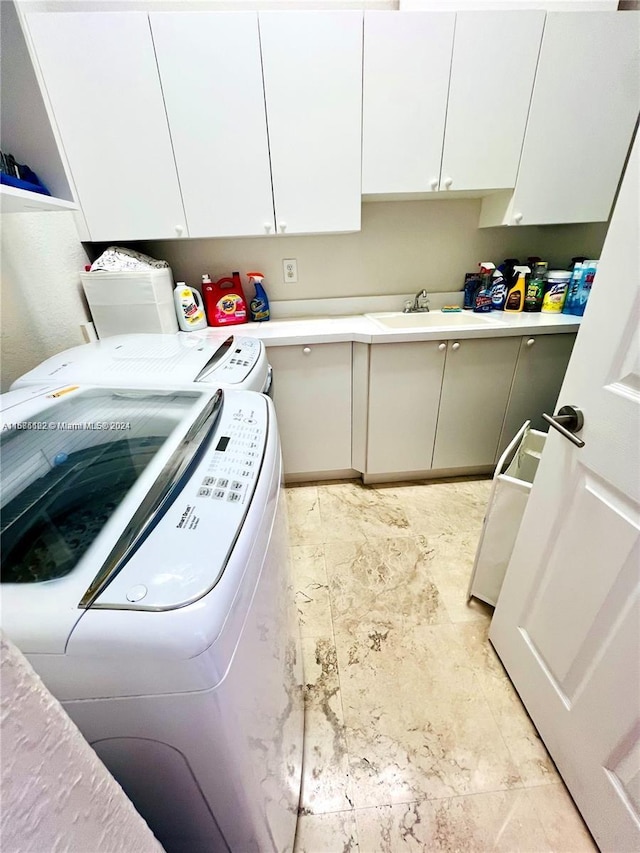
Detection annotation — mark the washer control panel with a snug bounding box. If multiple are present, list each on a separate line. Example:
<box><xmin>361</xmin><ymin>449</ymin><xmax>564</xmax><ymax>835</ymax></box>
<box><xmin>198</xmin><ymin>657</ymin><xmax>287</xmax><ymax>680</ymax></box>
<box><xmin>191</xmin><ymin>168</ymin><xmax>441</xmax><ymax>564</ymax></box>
<box><xmin>93</xmin><ymin>390</ymin><xmax>270</xmax><ymax>610</ymax></box>
<box><xmin>198</xmin><ymin>337</ymin><xmax>262</xmax><ymax>385</ymax></box>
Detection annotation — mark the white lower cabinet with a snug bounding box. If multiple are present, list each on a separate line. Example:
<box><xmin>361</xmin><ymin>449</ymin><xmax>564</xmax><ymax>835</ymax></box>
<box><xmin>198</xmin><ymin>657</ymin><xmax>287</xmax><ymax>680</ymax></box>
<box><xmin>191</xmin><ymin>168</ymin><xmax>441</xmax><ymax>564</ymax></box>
<box><xmin>432</xmin><ymin>337</ymin><xmax>521</xmax><ymax>470</ymax></box>
<box><xmin>268</xmin><ymin>343</ymin><xmax>352</xmax><ymax>477</ymax></box>
<box><xmin>496</xmin><ymin>333</ymin><xmax>576</xmax><ymax>459</ymax></box>
<box><xmin>366</xmin><ymin>341</ymin><xmax>446</xmax><ymax>474</ymax></box>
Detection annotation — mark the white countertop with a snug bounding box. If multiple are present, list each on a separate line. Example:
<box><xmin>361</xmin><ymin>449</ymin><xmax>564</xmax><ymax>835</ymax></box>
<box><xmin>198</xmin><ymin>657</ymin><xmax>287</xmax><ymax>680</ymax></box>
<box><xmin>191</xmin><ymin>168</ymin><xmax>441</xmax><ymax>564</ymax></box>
<box><xmin>227</xmin><ymin>310</ymin><xmax>581</xmax><ymax>346</ymax></box>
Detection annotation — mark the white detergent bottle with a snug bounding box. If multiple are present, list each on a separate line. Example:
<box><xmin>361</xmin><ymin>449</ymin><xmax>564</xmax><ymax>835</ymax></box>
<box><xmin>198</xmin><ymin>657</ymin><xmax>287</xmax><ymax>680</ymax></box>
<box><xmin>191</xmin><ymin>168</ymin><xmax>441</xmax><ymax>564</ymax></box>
<box><xmin>173</xmin><ymin>282</ymin><xmax>207</xmax><ymax>331</ymax></box>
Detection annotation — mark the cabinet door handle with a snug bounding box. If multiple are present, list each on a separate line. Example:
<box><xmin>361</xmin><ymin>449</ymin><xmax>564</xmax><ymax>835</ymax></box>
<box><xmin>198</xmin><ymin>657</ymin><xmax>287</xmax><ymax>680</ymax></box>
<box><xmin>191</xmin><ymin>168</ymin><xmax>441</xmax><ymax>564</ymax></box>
<box><xmin>302</xmin><ymin>346</ymin><xmax>311</xmax><ymax>355</ymax></box>
<box><xmin>175</xmin><ymin>224</ymin><xmax>184</xmax><ymax>236</ymax></box>
<box><xmin>451</xmin><ymin>342</ymin><xmax>460</xmax><ymax>351</ymax></box>
<box><xmin>526</xmin><ymin>338</ymin><xmax>535</xmax><ymax>347</ymax></box>
<box><xmin>513</xmin><ymin>212</ymin><xmax>523</xmax><ymax>224</ymax></box>
<box><xmin>443</xmin><ymin>177</ymin><xmax>453</xmax><ymax>189</ymax></box>
<box><xmin>264</xmin><ymin>222</ymin><xmax>272</xmax><ymax>234</ymax></box>
<box><xmin>438</xmin><ymin>343</ymin><xmax>446</xmax><ymax>351</ymax></box>
<box><xmin>430</xmin><ymin>178</ymin><xmax>439</xmax><ymax>191</ymax></box>
<box><xmin>542</xmin><ymin>405</ymin><xmax>585</xmax><ymax>448</ymax></box>
<box><xmin>279</xmin><ymin>221</ymin><xmax>287</xmax><ymax>233</ymax></box>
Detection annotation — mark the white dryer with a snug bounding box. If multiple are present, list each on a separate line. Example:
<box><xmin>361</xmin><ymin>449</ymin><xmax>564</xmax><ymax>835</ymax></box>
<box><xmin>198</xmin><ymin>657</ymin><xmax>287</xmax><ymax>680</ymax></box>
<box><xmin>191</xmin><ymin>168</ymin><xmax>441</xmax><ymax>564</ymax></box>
<box><xmin>0</xmin><ymin>383</ymin><xmax>302</xmax><ymax>853</ymax></box>
<box><xmin>11</xmin><ymin>331</ymin><xmax>272</xmax><ymax>395</ymax></box>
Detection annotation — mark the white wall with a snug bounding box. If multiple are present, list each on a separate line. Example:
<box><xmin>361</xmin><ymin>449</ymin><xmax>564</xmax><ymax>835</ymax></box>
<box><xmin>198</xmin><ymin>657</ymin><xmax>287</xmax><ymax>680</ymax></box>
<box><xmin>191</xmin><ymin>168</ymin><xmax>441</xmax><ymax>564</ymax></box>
<box><xmin>136</xmin><ymin>198</ymin><xmax>608</xmax><ymax>302</ymax></box>
<box><xmin>0</xmin><ymin>633</ymin><xmax>162</xmax><ymax>853</ymax></box>
<box><xmin>0</xmin><ymin>211</ymin><xmax>90</xmax><ymax>390</ymax></box>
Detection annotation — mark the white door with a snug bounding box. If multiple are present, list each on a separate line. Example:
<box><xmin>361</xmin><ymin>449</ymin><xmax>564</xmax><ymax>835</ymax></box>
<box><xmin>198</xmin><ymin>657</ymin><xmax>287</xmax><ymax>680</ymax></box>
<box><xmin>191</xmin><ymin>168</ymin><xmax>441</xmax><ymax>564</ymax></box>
<box><xmin>490</xmin><ymin>134</ymin><xmax>640</xmax><ymax>851</ymax></box>
<box><xmin>150</xmin><ymin>12</ymin><xmax>275</xmax><ymax>238</ymax></box>
<box><xmin>258</xmin><ymin>11</ymin><xmax>363</xmax><ymax>235</ymax></box>
<box><xmin>440</xmin><ymin>11</ymin><xmax>544</xmax><ymax>192</ymax></box>
<box><xmin>361</xmin><ymin>11</ymin><xmax>455</xmax><ymax>195</ymax></box>
<box><xmin>26</xmin><ymin>13</ymin><xmax>187</xmax><ymax>241</ymax></box>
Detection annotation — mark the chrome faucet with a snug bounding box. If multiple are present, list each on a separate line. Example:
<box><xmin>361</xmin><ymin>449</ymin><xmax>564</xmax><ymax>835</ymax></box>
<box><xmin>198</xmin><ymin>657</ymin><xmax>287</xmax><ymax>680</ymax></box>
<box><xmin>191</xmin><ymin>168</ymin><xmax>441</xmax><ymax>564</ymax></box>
<box><xmin>404</xmin><ymin>289</ymin><xmax>430</xmax><ymax>313</ymax></box>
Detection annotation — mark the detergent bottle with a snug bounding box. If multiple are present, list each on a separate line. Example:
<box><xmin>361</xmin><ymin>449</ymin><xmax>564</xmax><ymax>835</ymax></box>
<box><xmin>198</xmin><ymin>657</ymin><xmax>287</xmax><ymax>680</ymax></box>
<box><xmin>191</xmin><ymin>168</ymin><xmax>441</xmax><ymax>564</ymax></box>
<box><xmin>247</xmin><ymin>272</ymin><xmax>270</xmax><ymax>322</ymax></box>
<box><xmin>202</xmin><ymin>272</ymin><xmax>248</xmax><ymax>327</ymax></box>
<box><xmin>173</xmin><ymin>282</ymin><xmax>207</xmax><ymax>331</ymax></box>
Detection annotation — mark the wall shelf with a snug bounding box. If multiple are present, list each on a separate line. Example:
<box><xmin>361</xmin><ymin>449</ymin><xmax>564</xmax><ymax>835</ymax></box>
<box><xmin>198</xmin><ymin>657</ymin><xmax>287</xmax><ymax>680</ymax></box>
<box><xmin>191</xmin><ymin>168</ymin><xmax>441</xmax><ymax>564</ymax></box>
<box><xmin>1</xmin><ymin>184</ymin><xmax>77</xmax><ymax>214</ymax></box>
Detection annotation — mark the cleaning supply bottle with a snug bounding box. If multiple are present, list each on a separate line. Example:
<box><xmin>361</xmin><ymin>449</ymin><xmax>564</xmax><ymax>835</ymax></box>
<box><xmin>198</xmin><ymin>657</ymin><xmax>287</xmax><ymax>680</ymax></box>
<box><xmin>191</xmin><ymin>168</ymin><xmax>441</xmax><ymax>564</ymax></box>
<box><xmin>524</xmin><ymin>261</ymin><xmax>548</xmax><ymax>312</ymax></box>
<box><xmin>541</xmin><ymin>270</ymin><xmax>571</xmax><ymax>313</ymax></box>
<box><xmin>490</xmin><ymin>270</ymin><xmax>507</xmax><ymax>310</ymax></box>
<box><xmin>563</xmin><ymin>263</ymin><xmax>584</xmax><ymax>315</ymax></box>
<box><xmin>504</xmin><ymin>266</ymin><xmax>529</xmax><ymax>313</ymax></box>
<box><xmin>247</xmin><ymin>272</ymin><xmax>270</xmax><ymax>322</ymax></box>
<box><xmin>473</xmin><ymin>262</ymin><xmax>494</xmax><ymax>313</ymax></box>
<box><xmin>202</xmin><ymin>271</ymin><xmax>248</xmax><ymax>327</ymax></box>
<box><xmin>461</xmin><ymin>273</ymin><xmax>479</xmax><ymax>310</ymax></box>
<box><xmin>566</xmin><ymin>260</ymin><xmax>597</xmax><ymax>316</ymax></box>
<box><xmin>173</xmin><ymin>281</ymin><xmax>207</xmax><ymax>331</ymax></box>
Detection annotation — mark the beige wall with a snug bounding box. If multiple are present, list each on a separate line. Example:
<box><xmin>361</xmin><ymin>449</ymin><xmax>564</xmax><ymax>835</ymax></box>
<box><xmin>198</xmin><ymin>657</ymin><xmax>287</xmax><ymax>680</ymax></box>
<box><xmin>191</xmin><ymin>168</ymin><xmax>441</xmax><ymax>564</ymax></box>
<box><xmin>136</xmin><ymin>198</ymin><xmax>608</xmax><ymax>302</ymax></box>
<box><xmin>0</xmin><ymin>211</ymin><xmax>90</xmax><ymax>390</ymax></box>
<box><xmin>1</xmin><ymin>200</ymin><xmax>607</xmax><ymax>389</ymax></box>
<box><xmin>0</xmin><ymin>633</ymin><xmax>162</xmax><ymax>853</ymax></box>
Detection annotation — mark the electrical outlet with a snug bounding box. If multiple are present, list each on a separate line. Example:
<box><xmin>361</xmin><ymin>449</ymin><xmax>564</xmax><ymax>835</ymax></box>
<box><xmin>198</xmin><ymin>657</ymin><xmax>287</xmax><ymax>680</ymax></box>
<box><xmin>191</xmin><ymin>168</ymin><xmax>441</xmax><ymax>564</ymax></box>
<box><xmin>283</xmin><ymin>258</ymin><xmax>298</xmax><ymax>284</ymax></box>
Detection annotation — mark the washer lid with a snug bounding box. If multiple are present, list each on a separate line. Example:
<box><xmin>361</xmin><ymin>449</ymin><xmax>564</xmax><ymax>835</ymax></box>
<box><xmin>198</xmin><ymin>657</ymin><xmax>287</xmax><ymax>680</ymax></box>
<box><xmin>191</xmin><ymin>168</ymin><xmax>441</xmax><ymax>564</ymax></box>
<box><xmin>0</xmin><ymin>384</ymin><xmax>215</xmax><ymax>653</ymax></box>
<box><xmin>13</xmin><ymin>333</ymin><xmax>264</xmax><ymax>389</ymax></box>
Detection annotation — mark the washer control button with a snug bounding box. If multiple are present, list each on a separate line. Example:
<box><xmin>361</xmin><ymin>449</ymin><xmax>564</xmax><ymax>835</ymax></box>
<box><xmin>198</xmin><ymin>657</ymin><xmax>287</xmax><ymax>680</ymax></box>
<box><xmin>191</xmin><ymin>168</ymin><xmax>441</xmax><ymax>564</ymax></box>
<box><xmin>126</xmin><ymin>585</ymin><xmax>148</xmax><ymax>602</ymax></box>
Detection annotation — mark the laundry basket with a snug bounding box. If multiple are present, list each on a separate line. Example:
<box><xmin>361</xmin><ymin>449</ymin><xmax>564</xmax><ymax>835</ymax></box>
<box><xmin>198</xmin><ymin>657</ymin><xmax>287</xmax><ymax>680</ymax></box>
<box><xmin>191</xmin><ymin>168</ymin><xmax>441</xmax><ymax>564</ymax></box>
<box><xmin>467</xmin><ymin>421</ymin><xmax>546</xmax><ymax>607</ymax></box>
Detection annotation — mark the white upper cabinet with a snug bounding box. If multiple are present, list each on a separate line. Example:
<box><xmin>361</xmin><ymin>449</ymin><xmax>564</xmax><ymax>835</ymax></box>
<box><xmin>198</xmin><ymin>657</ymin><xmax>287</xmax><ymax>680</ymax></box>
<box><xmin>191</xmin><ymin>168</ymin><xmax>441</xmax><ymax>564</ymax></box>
<box><xmin>150</xmin><ymin>13</ymin><xmax>274</xmax><ymax>239</ymax></box>
<box><xmin>362</xmin><ymin>10</ymin><xmax>543</xmax><ymax>195</ymax></box>
<box><xmin>258</xmin><ymin>11</ymin><xmax>363</xmax><ymax>235</ymax></box>
<box><xmin>362</xmin><ymin>12</ymin><xmax>455</xmax><ymax>195</ymax></box>
<box><xmin>26</xmin><ymin>13</ymin><xmax>187</xmax><ymax>242</ymax></box>
<box><xmin>440</xmin><ymin>11</ymin><xmax>545</xmax><ymax>192</ymax></box>
<box><xmin>480</xmin><ymin>11</ymin><xmax>640</xmax><ymax>226</ymax></box>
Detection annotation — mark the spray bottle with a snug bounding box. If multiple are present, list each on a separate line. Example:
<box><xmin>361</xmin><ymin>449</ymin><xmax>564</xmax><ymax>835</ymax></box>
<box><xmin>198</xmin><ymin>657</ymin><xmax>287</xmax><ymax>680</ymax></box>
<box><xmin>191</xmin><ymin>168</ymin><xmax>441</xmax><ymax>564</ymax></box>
<box><xmin>473</xmin><ymin>262</ymin><xmax>495</xmax><ymax>313</ymax></box>
<box><xmin>504</xmin><ymin>266</ymin><xmax>530</xmax><ymax>313</ymax></box>
<box><xmin>247</xmin><ymin>272</ymin><xmax>270</xmax><ymax>322</ymax></box>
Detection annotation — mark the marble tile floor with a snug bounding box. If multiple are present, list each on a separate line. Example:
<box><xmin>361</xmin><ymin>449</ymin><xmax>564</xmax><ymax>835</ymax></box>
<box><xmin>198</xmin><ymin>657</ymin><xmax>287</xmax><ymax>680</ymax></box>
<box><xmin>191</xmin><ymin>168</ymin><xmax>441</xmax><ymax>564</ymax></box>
<box><xmin>288</xmin><ymin>478</ymin><xmax>598</xmax><ymax>853</ymax></box>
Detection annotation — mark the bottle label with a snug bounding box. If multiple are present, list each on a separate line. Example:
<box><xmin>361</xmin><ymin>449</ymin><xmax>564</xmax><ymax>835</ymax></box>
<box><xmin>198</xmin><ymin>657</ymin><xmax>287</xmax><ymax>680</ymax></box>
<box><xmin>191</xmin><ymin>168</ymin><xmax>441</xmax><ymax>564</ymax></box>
<box><xmin>491</xmin><ymin>282</ymin><xmax>507</xmax><ymax>307</ymax></box>
<box><xmin>505</xmin><ymin>290</ymin><xmax>522</xmax><ymax>310</ymax></box>
<box><xmin>250</xmin><ymin>297</ymin><xmax>269</xmax><ymax>321</ymax></box>
<box><xmin>180</xmin><ymin>291</ymin><xmax>205</xmax><ymax>325</ymax></box>
<box><xmin>541</xmin><ymin>282</ymin><xmax>567</xmax><ymax>313</ymax></box>
<box><xmin>215</xmin><ymin>293</ymin><xmax>247</xmax><ymax>324</ymax></box>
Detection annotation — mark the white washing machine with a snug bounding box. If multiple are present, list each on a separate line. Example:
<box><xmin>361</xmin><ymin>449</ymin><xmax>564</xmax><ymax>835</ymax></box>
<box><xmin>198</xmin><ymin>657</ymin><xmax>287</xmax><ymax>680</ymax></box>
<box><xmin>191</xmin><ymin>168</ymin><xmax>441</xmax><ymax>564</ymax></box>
<box><xmin>0</xmin><ymin>383</ymin><xmax>302</xmax><ymax>853</ymax></box>
<box><xmin>11</xmin><ymin>331</ymin><xmax>272</xmax><ymax>396</ymax></box>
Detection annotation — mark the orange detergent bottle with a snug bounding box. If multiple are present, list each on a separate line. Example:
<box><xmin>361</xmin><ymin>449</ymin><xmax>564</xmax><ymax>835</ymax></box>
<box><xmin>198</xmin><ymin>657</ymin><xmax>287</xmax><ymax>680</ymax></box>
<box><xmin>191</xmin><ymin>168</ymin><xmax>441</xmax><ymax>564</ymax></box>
<box><xmin>202</xmin><ymin>272</ymin><xmax>248</xmax><ymax>327</ymax></box>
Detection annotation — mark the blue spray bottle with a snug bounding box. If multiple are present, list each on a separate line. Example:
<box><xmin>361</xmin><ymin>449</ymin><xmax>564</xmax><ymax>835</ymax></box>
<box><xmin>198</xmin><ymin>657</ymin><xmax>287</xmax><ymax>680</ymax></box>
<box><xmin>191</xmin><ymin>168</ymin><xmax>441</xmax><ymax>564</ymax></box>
<box><xmin>247</xmin><ymin>272</ymin><xmax>270</xmax><ymax>322</ymax></box>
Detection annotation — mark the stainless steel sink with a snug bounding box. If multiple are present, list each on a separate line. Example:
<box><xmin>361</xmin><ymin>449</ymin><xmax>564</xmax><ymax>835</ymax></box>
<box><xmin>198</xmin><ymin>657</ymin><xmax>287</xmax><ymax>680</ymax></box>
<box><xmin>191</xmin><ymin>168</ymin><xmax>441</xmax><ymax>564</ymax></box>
<box><xmin>365</xmin><ymin>311</ymin><xmax>496</xmax><ymax>329</ymax></box>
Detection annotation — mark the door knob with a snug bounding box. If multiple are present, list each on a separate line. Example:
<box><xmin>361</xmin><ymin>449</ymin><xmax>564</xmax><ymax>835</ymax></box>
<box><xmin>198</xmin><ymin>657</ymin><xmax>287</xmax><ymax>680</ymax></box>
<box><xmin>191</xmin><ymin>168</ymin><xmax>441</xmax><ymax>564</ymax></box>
<box><xmin>302</xmin><ymin>347</ymin><xmax>311</xmax><ymax>355</ymax></box>
<box><xmin>279</xmin><ymin>221</ymin><xmax>287</xmax><ymax>233</ymax></box>
<box><xmin>513</xmin><ymin>212</ymin><xmax>523</xmax><ymax>224</ymax></box>
<box><xmin>526</xmin><ymin>338</ymin><xmax>535</xmax><ymax>347</ymax></box>
<box><xmin>438</xmin><ymin>343</ymin><xmax>446</xmax><ymax>351</ymax></box>
<box><xmin>451</xmin><ymin>342</ymin><xmax>460</xmax><ymax>350</ymax></box>
<box><xmin>430</xmin><ymin>178</ymin><xmax>439</xmax><ymax>191</ymax></box>
<box><xmin>542</xmin><ymin>405</ymin><xmax>585</xmax><ymax>448</ymax></box>
<box><xmin>443</xmin><ymin>177</ymin><xmax>453</xmax><ymax>189</ymax></box>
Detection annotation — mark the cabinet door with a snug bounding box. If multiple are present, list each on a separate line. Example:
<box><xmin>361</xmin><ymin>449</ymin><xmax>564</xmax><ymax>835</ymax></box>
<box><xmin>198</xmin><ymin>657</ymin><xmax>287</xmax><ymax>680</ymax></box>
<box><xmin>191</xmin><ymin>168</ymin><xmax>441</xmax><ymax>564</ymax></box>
<box><xmin>362</xmin><ymin>12</ymin><xmax>454</xmax><ymax>195</ymax></box>
<box><xmin>150</xmin><ymin>13</ymin><xmax>274</xmax><ymax>239</ymax></box>
<box><xmin>26</xmin><ymin>13</ymin><xmax>186</xmax><ymax>242</ymax></box>
<box><xmin>497</xmin><ymin>333</ymin><xmax>576</xmax><ymax>458</ymax></box>
<box><xmin>440</xmin><ymin>11</ymin><xmax>544</xmax><ymax>192</ymax></box>
<box><xmin>259</xmin><ymin>12</ymin><xmax>363</xmax><ymax>235</ymax></box>
<box><xmin>268</xmin><ymin>343</ymin><xmax>352</xmax><ymax>476</ymax></box>
<box><xmin>432</xmin><ymin>337</ymin><xmax>520</xmax><ymax>470</ymax></box>
<box><xmin>367</xmin><ymin>341</ymin><xmax>446</xmax><ymax>475</ymax></box>
<box><xmin>508</xmin><ymin>12</ymin><xmax>639</xmax><ymax>225</ymax></box>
